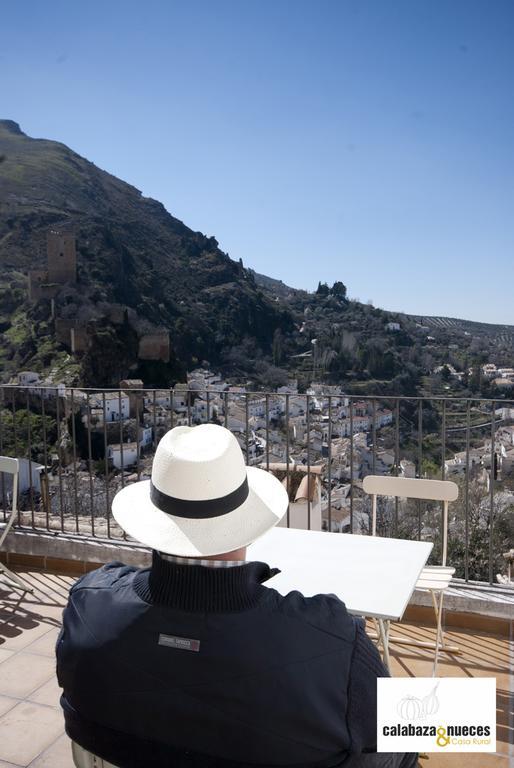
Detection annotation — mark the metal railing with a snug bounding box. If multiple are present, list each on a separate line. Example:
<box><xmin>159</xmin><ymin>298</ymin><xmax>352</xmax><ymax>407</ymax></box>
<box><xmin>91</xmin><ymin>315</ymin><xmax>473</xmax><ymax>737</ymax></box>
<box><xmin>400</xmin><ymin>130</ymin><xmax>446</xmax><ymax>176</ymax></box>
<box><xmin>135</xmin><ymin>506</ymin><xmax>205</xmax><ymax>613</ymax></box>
<box><xmin>1</xmin><ymin>385</ymin><xmax>513</xmax><ymax>585</ymax></box>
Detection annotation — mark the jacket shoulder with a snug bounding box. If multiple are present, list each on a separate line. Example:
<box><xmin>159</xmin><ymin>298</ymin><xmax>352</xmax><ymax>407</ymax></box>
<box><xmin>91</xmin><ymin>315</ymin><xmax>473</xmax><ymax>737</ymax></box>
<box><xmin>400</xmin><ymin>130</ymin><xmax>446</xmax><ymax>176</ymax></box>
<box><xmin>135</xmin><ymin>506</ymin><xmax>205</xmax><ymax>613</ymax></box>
<box><xmin>69</xmin><ymin>561</ymin><xmax>138</xmax><ymax>594</ymax></box>
<box><xmin>278</xmin><ymin>588</ymin><xmax>356</xmax><ymax>643</ymax></box>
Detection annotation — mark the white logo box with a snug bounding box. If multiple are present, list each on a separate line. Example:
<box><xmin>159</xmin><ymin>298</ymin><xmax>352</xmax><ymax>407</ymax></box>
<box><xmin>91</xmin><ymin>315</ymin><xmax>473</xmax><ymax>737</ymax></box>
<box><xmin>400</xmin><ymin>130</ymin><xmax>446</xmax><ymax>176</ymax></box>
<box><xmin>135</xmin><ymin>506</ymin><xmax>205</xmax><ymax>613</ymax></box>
<box><xmin>377</xmin><ymin>677</ymin><xmax>496</xmax><ymax>753</ymax></box>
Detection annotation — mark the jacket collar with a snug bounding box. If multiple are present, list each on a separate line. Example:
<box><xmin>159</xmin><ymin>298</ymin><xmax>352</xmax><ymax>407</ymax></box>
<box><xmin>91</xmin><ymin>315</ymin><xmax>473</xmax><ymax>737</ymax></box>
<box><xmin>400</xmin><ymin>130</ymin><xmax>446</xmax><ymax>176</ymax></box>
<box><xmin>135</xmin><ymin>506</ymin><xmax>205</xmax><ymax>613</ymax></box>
<box><xmin>133</xmin><ymin>550</ymin><xmax>279</xmax><ymax>612</ymax></box>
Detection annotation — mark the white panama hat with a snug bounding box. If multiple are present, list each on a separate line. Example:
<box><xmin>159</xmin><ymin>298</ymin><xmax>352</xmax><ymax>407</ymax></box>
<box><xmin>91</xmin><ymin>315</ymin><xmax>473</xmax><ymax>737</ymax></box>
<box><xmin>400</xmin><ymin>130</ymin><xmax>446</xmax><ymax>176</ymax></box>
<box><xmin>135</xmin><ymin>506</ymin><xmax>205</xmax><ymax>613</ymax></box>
<box><xmin>112</xmin><ymin>423</ymin><xmax>289</xmax><ymax>557</ymax></box>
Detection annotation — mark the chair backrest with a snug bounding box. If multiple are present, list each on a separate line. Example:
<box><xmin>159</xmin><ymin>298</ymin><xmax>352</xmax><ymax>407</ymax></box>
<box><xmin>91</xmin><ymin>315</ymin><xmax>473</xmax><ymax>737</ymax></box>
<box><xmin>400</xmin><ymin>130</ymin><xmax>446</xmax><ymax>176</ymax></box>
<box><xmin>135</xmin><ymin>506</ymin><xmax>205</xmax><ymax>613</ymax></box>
<box><xmin>362</xmin><ymin>475</ymin><xmax>459</xmax><ymax>566</ymax></box>
<box><xmin>363</xmin><ymin>475</ymin><xmax>458</xmax><ymax>502</ymax></box>
<box><xmin>0</xmin><ymin>456</ymin><xmax>19</xmax><ymax>476</ymax></box>
<box><xmin>0</xmin><ymin>456</ymin><xmax>19</xmax><ymax>512</ymax></box>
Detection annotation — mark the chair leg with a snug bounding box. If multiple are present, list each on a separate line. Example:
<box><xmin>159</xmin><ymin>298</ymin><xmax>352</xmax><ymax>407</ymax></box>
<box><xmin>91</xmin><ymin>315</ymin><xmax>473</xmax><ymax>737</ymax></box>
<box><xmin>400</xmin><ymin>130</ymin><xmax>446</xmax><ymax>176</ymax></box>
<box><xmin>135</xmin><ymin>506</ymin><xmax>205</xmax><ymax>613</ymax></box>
<box><xmin>431</xmin><ymin>589</ymin><xmax>445</xmax><ymax>677</ymax></box>
<box><xmin>377</xmin><ymin>618</ymin><xmax>391</xmax><ymax>673</ymax></box>
<box><xmin>0</xmin><ymin>563</ymin><xmax>34</xmax><ymax>593</ymax></box>
<box><xmin>371</xmin><ymin>617</ymin><xmax>381</xmax><ymax>647</ymax></box>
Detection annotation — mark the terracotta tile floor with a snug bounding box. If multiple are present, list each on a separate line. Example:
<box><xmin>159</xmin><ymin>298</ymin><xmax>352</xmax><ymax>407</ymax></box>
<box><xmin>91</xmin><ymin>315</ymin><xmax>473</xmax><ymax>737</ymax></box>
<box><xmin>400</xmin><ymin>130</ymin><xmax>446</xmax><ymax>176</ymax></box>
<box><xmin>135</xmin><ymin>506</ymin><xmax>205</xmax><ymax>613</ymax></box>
<box><xmin>0</xmin><ymin>568</ymin><xmax>512</xmax><ymax>768</ymax></box>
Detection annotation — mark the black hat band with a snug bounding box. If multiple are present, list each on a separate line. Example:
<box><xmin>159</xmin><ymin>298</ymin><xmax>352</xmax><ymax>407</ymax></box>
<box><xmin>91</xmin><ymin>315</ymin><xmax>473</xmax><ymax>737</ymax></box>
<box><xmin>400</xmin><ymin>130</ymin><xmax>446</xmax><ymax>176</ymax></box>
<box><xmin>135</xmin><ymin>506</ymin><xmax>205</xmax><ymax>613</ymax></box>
<box><xmin>150</xmin><ymin>476</ymin><xmax>249</xmax><ymax>519</ymax></box>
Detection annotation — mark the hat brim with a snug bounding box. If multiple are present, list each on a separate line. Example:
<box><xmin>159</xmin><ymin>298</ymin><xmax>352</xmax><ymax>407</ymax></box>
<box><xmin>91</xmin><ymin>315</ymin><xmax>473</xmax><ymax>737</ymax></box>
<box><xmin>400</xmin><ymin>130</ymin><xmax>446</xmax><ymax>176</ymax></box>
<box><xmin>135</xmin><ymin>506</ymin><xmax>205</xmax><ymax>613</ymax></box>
<box><xmin>111</xmin><ymin>465</ymin><xmax>289</xmax><ymax>557</ymax></box>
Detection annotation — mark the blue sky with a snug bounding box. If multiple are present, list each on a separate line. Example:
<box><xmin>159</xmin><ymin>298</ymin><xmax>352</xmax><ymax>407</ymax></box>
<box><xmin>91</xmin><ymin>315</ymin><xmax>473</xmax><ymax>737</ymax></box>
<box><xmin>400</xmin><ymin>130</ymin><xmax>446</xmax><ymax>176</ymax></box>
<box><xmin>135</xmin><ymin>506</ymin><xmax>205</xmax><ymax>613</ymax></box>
<box><xmin>2</xmin><ymin>0</ymin><xmax>513</xmax><ymax>324</ymax></box>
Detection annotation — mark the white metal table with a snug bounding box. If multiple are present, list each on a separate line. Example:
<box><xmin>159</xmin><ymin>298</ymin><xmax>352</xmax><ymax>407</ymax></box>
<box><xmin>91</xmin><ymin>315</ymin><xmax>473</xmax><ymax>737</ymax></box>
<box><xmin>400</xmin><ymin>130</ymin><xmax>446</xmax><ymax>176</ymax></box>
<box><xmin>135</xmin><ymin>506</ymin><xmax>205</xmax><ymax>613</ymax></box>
<box><xmin>249</xmin><ymin>527</ymin><xmax>433</xmax><ymax>670</ymax></box>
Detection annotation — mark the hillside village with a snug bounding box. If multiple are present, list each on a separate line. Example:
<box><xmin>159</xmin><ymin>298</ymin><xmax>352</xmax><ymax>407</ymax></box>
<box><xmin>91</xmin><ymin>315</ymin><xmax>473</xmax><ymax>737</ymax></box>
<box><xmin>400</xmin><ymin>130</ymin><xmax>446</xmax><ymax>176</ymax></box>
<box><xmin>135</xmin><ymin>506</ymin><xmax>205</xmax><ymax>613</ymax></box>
<box><xmin>5</xmin><ymin>366</ymin><xmax>514</xmax><ymax>580</ymax></box>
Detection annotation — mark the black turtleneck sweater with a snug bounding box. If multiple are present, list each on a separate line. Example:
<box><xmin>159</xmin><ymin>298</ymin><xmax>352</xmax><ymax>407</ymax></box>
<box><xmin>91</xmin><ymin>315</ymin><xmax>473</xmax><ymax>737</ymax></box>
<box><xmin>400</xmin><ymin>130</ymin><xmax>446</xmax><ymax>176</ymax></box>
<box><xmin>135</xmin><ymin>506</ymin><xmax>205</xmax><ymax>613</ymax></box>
<box><xmin>56</xmin><ymin>552</ymin><xmax>416</xmax><ymax>768</ymax></box>
<box><xmin>133</xmin><ymin>551</ymin><xmax>280</xmax><ymax>612</ymax></box>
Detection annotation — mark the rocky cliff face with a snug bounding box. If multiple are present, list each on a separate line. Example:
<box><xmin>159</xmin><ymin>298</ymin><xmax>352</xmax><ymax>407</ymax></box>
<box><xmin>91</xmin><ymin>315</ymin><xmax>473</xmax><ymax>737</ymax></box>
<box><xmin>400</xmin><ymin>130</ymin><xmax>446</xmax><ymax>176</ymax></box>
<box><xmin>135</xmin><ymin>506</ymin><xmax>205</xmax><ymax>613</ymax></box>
<box><xmin>0</xmin><ymin>120</ymin><xmax>294</xmax><ymax>384</ymax></box>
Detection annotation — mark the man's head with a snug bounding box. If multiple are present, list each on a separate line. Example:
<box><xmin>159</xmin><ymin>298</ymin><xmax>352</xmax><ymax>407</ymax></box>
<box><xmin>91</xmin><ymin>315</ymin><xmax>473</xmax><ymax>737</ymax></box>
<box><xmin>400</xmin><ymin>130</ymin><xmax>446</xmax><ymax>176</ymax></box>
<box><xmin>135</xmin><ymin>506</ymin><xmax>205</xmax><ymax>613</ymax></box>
<box><xmin>112</xmin><ymin>423</ymin><xmax>288</xmax><ymax>557</ymax></box>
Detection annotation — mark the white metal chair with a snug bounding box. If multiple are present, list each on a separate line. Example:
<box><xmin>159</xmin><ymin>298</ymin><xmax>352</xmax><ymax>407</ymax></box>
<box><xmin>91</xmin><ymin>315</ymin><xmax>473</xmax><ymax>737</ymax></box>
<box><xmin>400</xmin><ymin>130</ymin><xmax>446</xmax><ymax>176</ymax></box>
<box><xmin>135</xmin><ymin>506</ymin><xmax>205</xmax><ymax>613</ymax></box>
<box><xmin>0</xmin><ymin>456</ymin><xmax>34</xmax><ymax>594</ymax></box>
<box><xmin>72</xmin><ymin>742</ymin><xmax>119</xmax><ymax>768</ymax></box>
<box><xmin>362</xmin><ymin>475</ymin><xmax>459</xmax><ymax>675</ymax></box>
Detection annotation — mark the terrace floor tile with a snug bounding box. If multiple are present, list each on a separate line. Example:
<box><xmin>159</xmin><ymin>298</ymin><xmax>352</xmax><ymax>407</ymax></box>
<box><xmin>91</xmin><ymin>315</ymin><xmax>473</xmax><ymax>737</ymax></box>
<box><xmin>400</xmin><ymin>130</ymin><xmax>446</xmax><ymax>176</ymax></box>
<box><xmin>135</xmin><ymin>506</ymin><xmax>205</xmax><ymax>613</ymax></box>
<box><xmin>0</xmin><ymin>701</ymin><xmax>63</xmax><ymax>765</ymax></box>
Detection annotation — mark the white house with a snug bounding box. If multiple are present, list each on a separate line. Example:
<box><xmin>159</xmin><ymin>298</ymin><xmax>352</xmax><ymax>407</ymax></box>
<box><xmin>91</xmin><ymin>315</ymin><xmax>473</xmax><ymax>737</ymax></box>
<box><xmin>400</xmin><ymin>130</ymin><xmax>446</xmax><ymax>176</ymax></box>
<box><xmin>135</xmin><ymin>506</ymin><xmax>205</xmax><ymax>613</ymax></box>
<box><xmin>385</xmin><ymin>322</ymin><xmax>401</xmax><ymax>332</ymax></box>
<box><xmin>108</xmin><ymin>442</ymin><xmax>139</xmax><ymax>470</ymax></box>
<box><xmin>500</xmin><ymin>446</ymin><xmax>514</xmax><ymax>475</ymax></box>
<box><xmin>192</xmin><ymin>398</ymin><xmax>208</xmax><ymax>420</ymax></box>
<box><xmin>144</xmin><ymin>390</ymin><xmax>171</xmax><ymax>408</ymax></box>
<box><xmin>248</xmin><ymin>398</ymin><xmax>266</xmax><ymax>418</ymax></box>
<box><xmin>139</xmin><ymin>426</ymin><xmax>153</xmax><ymax>449</ymax></box>
<box><xmin>376</xmin><ymin>409</ymin><xmax>393</xmax><ymax>428</ymax></box>
<box><xmin>172</xmin><ymin>385</ymin><xmax>189</xmax><ymax>412</ymax></box>
<box><xmin>492</xmin><ymin>377</ymin><xmax>513</xmax><ymax>389</ymax></box>
<box><xmin>496</xmin><ymin>407</ymin><xmax>514</xmax><ymax>422</ymax></box>
<box><xmin>287</xmin><ymin>395</ymin><xmax>306</xmax><ymax>417</ymax></box>
<box><xmin>18</xmin><ymin>371</ymin><xmax>40</xmax><ymax>387</ymax></box>
<box><xmin>187</xmin><ymin>369</ymin><xmax>227</xmax><ymax>392</ymax></box>
<box><xmin>482</xmin><ymin>364</ymin><xmax>497</xmax><ymax>379</ymax></box>
<box><xmin>89</xmin><ymin>392</ymin><xmax>130</xmax><ymax>422</ymax></box>
<box><xmin>227</xmin><ymin>406</ymin><xmax>247</xmax><ymax>433</ymax></box>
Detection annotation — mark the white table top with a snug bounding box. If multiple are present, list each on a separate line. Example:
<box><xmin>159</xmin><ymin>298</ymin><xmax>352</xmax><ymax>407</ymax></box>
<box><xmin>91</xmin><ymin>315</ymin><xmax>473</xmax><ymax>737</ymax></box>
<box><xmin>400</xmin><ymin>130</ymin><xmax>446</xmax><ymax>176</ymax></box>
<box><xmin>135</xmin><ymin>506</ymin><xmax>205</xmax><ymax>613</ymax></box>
<box><xmin>248</xmin><ymin>527</ymin><xmax>433</xmax><ymax>621</ymax></box>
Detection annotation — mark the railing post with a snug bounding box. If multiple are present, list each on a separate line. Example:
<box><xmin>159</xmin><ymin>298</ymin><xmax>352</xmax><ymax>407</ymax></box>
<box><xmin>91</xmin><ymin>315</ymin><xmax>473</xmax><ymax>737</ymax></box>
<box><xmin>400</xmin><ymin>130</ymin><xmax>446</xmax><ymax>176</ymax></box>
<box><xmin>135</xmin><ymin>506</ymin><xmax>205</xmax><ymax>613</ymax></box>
<box><xmin>441</xmin><ymin>398</ymin><xmax>446</xmax><ymax>562</ymax></box>
<box><xmin>40</xmin><ymin>393</ymin><xmax>49</xmax><ymax>530</ymax></box>
<box><xmin>372</xmin><ymin>398</ymin><xmax>377</xmax><ymax>476</ymax></box>
<box><xmin>26</xmin><ymin>389</ymin><xmax>34</xmax><ymax>527</ymax></box>
<box><xmin>71</xmin><ymin>388</ymin><xmax>79</xmax><ymax>534</ymax></box>
<box><xmin>306</xmin><ymin>393</ymin><xmax>311</xmax><ymax>530</ymax></box>
<box><xmin>489</xmin><ymin>401</ymin><xmax>495</xmax><ymax>585</ymax></box>
<box><xmin>86</xmin><ymin>391</ymin><xmax>95</xmax><ymax>537</ymax></box>
<box><xmin>327</xmin><ymin>395</ymin><xmax>332</xmax><ymax>532</ymax></box>
<box><xmin>465</xmin><ymin>400</ymin><xmax>471</xmax><ymax>581</ymax></box>
<box><xmin>417</xmin><ymin>399</ymin><xmax>423</xmax><ymax>540</ymax></box>
<box><xmin>349</xmin><ymin>396</ymin><xmax>354</xmax><ymax>534</ymax></box>
<box><xmin>285</xmin><ymin>393</ymin><xmax>290</xmax><ymax>528</ymax></box>
<box><xmin>0</xmin><ymin>388</ymin><xmax>5</xmax><ymax>523</ymax></box>
<box><xmin>265</xmin><ymin>394</ymin><xmax>270</xmax><ymax>471</ymax></box>
<box><xmin>55</xmin><ymin>391</ymin><xmax>64</xmax><ymax>532</ymax></box>
<box><xmin>102</xmin><ymin>392</ymin><xmax>110</xmax><ymax>534</ymax></box>
<box><xmin>394</xmin><ymin>399</ymin><xmax>400</xmax><ymax>536</ymax></box>
<box><xmin>245</xmin><ymin>393</ymin><xmax>249</xmax><ymax>463</ymax></box>
<box><xmin>119</xmin><ymin>390</ymin><xmax>125</xmax><ymax>491</ymax></box>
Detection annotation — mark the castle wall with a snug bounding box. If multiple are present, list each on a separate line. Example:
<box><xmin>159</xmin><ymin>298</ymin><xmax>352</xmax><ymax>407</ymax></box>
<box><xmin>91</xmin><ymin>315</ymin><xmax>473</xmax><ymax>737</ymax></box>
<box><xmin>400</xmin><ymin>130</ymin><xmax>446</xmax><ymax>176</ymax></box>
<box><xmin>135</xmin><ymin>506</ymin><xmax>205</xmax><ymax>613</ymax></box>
<box><xmin>138</xmin><ymin>332</ymin><xmax>170</xmax><ymax>362</ymax></box>
<box><xmin>28</xmin><ymin>270</ymin><xmax>49</xmax><ymax>301</ymax></box>
<box><xmin>54</xmin><ymin>318</ymin><xmax>88</xmax><ymax>352</ymax></box>
<box><xmin>28</xmin><ymin>270</ymin><xmax>61</xmax><ymax>301</ymax></box>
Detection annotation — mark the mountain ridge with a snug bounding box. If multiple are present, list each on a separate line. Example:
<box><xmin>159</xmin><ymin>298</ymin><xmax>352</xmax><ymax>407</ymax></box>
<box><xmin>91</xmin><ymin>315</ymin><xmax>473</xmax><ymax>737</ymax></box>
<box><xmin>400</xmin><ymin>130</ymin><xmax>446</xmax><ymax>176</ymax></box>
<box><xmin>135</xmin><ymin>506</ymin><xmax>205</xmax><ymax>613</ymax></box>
<box><xmin>0</xmin><ymin>119</ymin><xmax>296</xmax><ymax>385</ymax></box>
<box><xmin>1</xmin><ymin>120</ymin><xmax>512</xmax><ymax>395</ymax></box>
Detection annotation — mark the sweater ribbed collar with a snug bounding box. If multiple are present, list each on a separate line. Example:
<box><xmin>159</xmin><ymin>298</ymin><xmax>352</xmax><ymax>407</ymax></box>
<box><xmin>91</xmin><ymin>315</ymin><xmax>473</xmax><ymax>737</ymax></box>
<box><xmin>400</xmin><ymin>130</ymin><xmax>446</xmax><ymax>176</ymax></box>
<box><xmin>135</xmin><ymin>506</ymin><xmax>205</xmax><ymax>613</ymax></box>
<box><xmin>133</xmin><ymin>550</ymin><xmax>279</xmax><ymax>612</ymax></box>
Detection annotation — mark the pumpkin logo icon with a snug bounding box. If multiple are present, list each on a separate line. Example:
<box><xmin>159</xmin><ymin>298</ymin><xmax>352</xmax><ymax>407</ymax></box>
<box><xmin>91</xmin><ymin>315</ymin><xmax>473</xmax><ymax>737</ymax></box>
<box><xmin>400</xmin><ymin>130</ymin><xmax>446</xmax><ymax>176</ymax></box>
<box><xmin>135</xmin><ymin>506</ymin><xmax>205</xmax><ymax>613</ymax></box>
<box><xmin>397</xmin><ymin>683</ymin><xmax>440</xmax><ymax>720</ymax></box>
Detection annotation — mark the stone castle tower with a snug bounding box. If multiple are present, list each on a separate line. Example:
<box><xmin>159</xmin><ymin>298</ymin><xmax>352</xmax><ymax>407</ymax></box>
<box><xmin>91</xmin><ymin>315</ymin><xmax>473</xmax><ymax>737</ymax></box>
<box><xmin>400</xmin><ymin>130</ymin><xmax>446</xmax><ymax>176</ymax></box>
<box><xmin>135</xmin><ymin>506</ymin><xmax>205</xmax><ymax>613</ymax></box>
<box><xmin>28</xmin><ymin>229</ymin><xmax>77</xmax><ymax>301</ymax></box>
<box><xmin>46</xmin><ymin>230</ymin><xmax>77</xmax><ymax>284</ymax></box>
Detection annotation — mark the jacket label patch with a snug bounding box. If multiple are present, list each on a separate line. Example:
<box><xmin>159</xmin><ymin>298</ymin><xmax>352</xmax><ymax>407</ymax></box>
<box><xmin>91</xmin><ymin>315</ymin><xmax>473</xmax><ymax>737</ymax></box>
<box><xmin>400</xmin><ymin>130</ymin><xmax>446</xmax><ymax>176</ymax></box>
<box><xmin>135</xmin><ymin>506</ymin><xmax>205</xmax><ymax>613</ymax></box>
<box><xmin>158</xmin><ymin>633</ymin><xmax>200</xmax><ymax>652</ymax></box>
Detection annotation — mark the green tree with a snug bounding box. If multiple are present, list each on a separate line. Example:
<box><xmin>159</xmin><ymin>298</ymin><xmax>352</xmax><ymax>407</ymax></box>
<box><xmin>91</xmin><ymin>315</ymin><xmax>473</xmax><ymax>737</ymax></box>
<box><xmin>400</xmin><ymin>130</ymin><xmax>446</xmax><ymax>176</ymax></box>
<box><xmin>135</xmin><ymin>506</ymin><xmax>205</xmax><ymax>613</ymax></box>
<box><xmin>331</xmin><ymin>281</ymin><xmax>347</xmax><ymax>298</ymax></box>
<box><xmin>272</xmin><ymin>328</ymin><xmax>284</xmax><ymax>366</ymax></box>
<box><xmin>470</xmin><ymin>363</ymin><xmax>482</xmax><ymax>392</ymax></box>
<box><xmin>0</xmin><ymin>408</ymin><xmax>57</xmax><ymax>460</ymax></box>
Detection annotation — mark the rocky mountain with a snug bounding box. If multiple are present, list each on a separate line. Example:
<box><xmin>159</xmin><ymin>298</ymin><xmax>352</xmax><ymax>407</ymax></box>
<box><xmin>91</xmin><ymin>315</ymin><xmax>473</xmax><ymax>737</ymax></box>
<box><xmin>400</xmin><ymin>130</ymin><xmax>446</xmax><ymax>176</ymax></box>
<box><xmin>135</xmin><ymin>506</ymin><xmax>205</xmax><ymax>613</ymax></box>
<box><xmin>0</xmin><ymin>120</ymin><xmax>294</xmax><ymax>385</ymax></box>
<box><xmin>0</xmin><ymin>119</ymin><xmax>512</xmax><ymax>396</ymax></box>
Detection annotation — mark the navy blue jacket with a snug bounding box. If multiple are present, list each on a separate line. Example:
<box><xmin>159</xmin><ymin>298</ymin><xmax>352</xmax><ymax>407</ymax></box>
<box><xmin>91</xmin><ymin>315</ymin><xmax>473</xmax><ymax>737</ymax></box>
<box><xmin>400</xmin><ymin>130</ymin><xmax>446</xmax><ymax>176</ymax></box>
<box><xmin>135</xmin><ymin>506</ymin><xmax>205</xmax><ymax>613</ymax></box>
<box><xmin>56</xmin><ymin>553</ymin><xmax>417</xmax><ymax>768</ymax></box>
